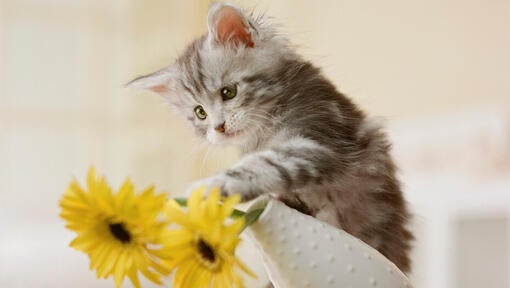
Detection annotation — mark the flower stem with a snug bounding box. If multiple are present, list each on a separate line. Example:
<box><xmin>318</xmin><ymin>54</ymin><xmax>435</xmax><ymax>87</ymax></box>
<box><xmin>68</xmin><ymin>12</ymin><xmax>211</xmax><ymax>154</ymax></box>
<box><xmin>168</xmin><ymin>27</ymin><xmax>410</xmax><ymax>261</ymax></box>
<box><xmin>241</xmin><ymin>208</ymin><xmax>265</xmax><ymax>231</ymax></box>
<box><xmin>173</xmin><ymin>197</ymin><xmax>265</xmax><ymax>231</ymax></box>
<box><xmin>174</xmin><ymin>197</ymin><xmax>246</xmax><ymax>217</ymax></box>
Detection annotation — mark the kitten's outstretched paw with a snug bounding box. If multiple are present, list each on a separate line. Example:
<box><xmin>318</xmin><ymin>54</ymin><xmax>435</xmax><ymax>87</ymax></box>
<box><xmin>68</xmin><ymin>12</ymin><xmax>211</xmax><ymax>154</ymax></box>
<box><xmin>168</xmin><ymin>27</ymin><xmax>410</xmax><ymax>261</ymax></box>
<box><xmin>185</xmin><ymin>175</ymin><xmax>227</xmax><ymax>198</ymax></box>
<box><xmin>185</xmin><ymin>173</ymin><xmax>256</xmax><ymax>202</ymax></box>
<box><xmin>221</xmin><ymin>175</ymin><xmax>250</xmax><ymax>199</ymax></box>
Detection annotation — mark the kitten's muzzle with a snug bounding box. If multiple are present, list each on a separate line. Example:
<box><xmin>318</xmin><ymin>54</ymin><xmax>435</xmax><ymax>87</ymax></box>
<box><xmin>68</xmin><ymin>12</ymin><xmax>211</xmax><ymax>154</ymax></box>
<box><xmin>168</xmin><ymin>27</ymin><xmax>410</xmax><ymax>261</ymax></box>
<box><xmin>215</xmin><ymin>122</ymin><xmax>226</xmax><ymax>133</ymax></box>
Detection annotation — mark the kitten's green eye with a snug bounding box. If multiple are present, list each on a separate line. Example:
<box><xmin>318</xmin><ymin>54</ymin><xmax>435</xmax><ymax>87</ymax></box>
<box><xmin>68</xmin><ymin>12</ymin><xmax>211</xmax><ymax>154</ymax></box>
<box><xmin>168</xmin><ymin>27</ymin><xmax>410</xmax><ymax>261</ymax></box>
<box><xmin>194</xmin><ymin>105</ymin><xmax>207</xmax><ymax>120</ymax></box>
<box><xmin>220</xmin><ymin>85</ymin><xmax>237</xmax><ymax>100</ymax></box>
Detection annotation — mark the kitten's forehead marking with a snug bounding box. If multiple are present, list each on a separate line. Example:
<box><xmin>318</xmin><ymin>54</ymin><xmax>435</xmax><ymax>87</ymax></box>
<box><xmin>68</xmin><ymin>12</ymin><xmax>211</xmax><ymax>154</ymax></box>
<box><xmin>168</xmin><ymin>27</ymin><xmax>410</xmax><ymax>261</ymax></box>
<box><xmin>177</xmin><ymin>37</ymin><xmax>208</xmax><ymax>95</ymax></box>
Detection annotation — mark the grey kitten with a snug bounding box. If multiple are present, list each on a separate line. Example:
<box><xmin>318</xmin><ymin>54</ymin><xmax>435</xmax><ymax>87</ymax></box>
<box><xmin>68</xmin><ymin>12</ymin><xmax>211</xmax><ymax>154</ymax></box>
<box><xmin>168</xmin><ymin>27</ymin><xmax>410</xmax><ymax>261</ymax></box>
<box><xmin>128</xmin><ymin>3</ymin><xmax>413</xmax><ymax>273</ymax></box>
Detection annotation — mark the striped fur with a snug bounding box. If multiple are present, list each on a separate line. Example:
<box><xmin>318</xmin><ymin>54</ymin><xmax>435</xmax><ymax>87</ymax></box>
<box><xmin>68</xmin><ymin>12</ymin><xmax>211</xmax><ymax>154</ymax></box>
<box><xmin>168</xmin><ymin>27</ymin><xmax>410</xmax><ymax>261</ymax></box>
<box><xmin>128</xmin><ymin>3</ymin><xmax>413</xmax><ymax>274</ymax></box>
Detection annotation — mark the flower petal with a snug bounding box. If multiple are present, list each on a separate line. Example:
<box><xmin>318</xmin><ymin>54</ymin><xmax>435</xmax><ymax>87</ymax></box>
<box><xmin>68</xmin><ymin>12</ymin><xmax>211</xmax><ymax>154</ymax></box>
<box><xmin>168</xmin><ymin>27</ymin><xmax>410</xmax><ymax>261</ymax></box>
<box><xmin>220</xmin><ymin>193</ymin><xmax>241</xmax><ymax>219</ymax></box>
<box><xmin>187</xmin><ymin>187</ymin><xmax>204</xmax><ymax>221</ymax></box>
<box><xmin>113</xmin><ymin>250</ymin><xmax>127</xmax><ymax>288</ymax></box>
<box><xmin>59</xmin><ymin>167</ymin><xmax>169</xmax><ymax>288</ymax></box>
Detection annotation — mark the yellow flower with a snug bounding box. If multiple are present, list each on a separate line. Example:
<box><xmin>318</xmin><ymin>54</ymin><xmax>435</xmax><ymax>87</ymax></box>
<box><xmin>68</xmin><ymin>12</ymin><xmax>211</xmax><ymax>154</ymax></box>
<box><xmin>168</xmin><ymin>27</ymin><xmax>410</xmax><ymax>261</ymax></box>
<box><xmin>158</xmin><ymin>188</ymin><xmax>256</xmax><ymax>288</ymax></box>
<box><xmin>59</xmin><ymin>167</ymin><xmax>170</xmax><ymax>288</ymax></box>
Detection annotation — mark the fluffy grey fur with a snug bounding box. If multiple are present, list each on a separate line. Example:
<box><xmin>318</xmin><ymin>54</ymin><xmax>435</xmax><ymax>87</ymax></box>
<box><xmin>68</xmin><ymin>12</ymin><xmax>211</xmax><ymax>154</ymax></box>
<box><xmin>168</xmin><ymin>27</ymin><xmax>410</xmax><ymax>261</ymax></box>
<box><xmin>128</xmin><ymin>3</ymin><xmax>413</xmax><ymax>274</ymax></box>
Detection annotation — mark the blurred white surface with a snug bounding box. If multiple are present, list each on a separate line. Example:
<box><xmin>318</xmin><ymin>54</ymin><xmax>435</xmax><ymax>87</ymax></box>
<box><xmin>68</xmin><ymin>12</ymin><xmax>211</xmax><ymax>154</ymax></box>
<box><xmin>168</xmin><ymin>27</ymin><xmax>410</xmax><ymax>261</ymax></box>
<box><xmin>389</xmin><ymin>107</ymin><xmax>510</xmax><ymax>288</ymax></box>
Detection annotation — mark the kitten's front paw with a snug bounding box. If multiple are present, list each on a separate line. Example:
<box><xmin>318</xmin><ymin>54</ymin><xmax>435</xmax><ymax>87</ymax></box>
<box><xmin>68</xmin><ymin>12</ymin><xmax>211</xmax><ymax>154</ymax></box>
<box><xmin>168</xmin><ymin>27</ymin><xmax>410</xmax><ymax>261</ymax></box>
<box><xmin>185</xmin><ymin>175</ymin><xmax>227</xmax><ymax>198</ymax></box>
<box><xmin>221</xmin><ymin>175</ymin><xmax>249</xmax><ymax>199</ymax></box>
<box><xmin>185</xmin><ymin>173</ymin><xmax>253</xmax><ymax>202</ymax></box>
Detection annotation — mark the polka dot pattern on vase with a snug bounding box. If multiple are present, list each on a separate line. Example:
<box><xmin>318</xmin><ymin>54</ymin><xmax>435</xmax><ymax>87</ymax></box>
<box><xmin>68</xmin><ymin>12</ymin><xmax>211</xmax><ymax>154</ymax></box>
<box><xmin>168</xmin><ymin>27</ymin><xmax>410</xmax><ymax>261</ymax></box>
<box><xmin>246</xmin><ymin>197</ymin><xmax>413</xmax><ymax>288</ymax></box>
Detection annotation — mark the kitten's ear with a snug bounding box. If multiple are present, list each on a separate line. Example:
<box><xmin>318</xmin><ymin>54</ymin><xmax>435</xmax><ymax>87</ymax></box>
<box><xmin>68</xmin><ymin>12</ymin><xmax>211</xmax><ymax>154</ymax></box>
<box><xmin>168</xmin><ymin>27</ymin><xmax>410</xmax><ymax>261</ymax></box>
<box><xmin>125</xmin><ymin>66</ymin><xmax>176</xmax><ymax>95</ymax></box>
<box><xmin>207</xmin><ymin>3</ymin><xmax>255</xmax><ymax>48</ymax></box>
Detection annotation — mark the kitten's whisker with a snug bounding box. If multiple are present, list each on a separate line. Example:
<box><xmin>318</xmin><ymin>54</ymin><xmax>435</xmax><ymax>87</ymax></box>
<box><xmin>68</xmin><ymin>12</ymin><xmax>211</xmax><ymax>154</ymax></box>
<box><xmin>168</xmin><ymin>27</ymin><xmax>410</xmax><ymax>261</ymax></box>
<box><xmin>199</xmin><ymin>145</ymin><xmax>213</xmax><ymax>178</ymax></box>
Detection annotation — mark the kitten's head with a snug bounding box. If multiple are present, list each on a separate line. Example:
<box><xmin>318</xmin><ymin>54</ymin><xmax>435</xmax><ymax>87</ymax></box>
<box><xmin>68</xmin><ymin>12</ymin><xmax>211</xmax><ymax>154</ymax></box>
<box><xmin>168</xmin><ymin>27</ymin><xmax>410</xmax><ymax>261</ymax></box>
<box><xmin>128</xmin><ymin>3</ymin><xmax>291</xmax><ymax>146</ymax></box>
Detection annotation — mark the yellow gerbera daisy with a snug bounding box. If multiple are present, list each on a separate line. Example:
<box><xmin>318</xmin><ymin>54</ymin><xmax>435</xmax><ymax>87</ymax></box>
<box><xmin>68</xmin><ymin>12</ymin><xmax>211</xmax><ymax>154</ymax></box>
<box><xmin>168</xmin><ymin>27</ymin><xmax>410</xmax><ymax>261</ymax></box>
<box><xmin>158</xmin><ymin>188</ymin><xmax>256</xmax><ymax>288</ymax></box>
<box><xmin>59</xmin><ymin>167</ymin><xmax>170</xmax><ymax>287</ymax></box>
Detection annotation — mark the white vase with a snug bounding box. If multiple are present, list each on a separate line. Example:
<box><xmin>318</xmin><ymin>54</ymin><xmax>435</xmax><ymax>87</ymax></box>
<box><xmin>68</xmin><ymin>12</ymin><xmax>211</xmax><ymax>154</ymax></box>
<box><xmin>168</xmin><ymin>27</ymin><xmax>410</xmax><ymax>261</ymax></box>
<box><xmin>246</xmin><ymin>197</ymin><xmax>413</xmax><ymax>288</ymax></box>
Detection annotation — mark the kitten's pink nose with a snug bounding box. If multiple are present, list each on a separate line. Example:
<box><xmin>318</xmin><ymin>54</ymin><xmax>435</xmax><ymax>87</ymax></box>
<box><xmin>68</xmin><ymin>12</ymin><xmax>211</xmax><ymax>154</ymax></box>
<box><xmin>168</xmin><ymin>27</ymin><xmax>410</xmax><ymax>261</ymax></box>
<box><xmin>215</xmin><ymin>122</ymin><xmax>226</xmax><ymax>133</ymax></box>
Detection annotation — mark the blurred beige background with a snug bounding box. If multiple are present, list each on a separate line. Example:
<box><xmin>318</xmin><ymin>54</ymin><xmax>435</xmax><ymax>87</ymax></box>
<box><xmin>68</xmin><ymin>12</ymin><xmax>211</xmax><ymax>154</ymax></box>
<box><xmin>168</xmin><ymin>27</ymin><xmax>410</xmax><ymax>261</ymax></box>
<box><xmin>0</xmin><ymin>0</ymin><xmax>509</xmax><ymax>287</ymax></box>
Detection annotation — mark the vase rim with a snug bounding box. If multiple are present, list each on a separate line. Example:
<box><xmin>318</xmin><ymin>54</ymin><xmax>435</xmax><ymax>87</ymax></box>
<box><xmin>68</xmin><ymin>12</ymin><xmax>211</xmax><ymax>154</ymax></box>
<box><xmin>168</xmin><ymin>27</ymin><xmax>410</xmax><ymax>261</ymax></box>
<box><xmin>246</xmin><ymin>195</ymin><xmax>274</xmax><ymax>219</ymax></box>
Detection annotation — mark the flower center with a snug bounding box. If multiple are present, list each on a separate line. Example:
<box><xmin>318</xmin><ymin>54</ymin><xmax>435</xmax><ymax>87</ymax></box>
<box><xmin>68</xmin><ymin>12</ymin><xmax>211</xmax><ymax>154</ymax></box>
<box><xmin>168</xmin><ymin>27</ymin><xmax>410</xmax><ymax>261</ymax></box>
<box><xmin>109</xmin><ymin>222</ymin><xmax>131</xmax><ymax>243</ymax></box>
<box><xmin>198</xmin><ymin>239</ymin><xmax>216</xmax><ymax>263</ymax></box>
<box><xmin>195</xmin><ymin>238</ymin><xmax>221</xmax><ymax>270</ymax></box>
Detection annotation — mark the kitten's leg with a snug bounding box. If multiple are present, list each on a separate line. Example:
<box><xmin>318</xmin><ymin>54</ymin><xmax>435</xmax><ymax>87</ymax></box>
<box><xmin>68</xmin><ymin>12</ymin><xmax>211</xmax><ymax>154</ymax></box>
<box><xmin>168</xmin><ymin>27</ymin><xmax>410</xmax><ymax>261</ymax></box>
<box><xmin>277</xmin><ymin>193</ymin><xmax>315</xmax><ymax>216</ymax></box>
<box><xmin>191</xmin><ymin>137</ymin><xmax>338</xmax><ymax>201</ymax></box>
